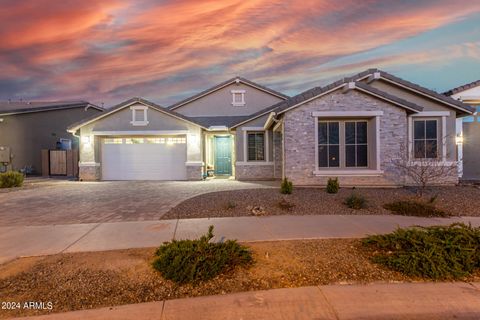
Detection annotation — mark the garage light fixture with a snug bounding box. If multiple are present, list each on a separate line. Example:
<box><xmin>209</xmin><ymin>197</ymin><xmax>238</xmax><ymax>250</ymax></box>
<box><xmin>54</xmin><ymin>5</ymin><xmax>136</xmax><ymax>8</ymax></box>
<box><xmin>456</xmin><ymin>133</ymin><xmax>463</xmax><ymax>145</ymax></box>
<box><xmin>81</xmin><ymin>136</ymin><xmax>90</xmax><ymax>144</ymax></box>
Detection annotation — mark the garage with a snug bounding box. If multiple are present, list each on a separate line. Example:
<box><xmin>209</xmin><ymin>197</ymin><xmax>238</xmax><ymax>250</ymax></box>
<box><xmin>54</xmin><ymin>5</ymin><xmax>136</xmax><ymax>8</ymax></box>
<box><xmin>101</xmin><ymin>136</ymin><xmax>187</xmax><ymax>180</ymax></box>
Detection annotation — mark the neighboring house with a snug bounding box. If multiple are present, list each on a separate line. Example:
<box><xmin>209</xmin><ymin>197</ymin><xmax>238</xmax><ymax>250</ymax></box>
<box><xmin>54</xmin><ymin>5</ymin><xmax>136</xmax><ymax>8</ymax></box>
<box><xmin>0</xmin><ymin>101</ymin><xmax>103</xmax><ymax>175</ymax></box>
<box><xmin>68</xmin><ymin>70</ymin><xmax>474</xmax><ymax>186</ymax></box>
<box><xmin>444</xmin><ymin>80</ymin><xmax>480</xmax><ymax>181</ymax></box>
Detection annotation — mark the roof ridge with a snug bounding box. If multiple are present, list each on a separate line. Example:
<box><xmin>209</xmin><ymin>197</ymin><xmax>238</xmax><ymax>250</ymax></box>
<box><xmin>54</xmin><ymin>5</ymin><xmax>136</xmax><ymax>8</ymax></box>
<box><xmin>168</xmin><ymin>77</ymin><xmax>289</xmax><ymax>110</ymax></box>
<box><xmin>443</xmin><ymin>79</ymin><xmax>480</xmax><ymax>96</ymax></box>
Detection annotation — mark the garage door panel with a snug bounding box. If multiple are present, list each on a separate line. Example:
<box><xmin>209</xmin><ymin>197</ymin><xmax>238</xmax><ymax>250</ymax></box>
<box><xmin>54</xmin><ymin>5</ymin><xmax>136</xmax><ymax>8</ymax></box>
<box><xmin>101</xmin><ymin>137</ymin><xmax>187</xmax><ymax>180</ymax></box>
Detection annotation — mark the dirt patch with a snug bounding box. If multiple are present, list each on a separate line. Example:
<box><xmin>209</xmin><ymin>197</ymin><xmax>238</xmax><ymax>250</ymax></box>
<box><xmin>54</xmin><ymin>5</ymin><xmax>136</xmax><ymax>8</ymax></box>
<box><xmin>2</xmin><ymin>239</ymin><xmax>478</xmax><ymax>318</ymax></box>
<box><xmin>163</xmin><ymin>185</ymin><xmax>480</xmax><ymax>219</ymax></box>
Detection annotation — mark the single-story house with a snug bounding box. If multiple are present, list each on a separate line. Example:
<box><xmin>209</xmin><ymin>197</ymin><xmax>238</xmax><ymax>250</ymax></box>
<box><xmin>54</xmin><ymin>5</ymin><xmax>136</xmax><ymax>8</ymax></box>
<box><xmin>0</xmin><ymin>101</ymin><xmax>103</xmax><ymax>175</ymax></box>
<box><xmin>444</xmin><ymin>80</ymin><xmax>480</xmax><ymax>181</ymax></box>
<box><xmin>68</xmin><ymin>69</ymin><xmax>474</xmax><ymax>186</ymax></box>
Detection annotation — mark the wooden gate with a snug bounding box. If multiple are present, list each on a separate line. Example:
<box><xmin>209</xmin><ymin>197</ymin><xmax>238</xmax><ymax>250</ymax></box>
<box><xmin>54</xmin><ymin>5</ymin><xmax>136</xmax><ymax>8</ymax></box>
<box><xmin>42</xmin><ymin>149</ymin><xmax>79</xmax><ymax>177</ymax></box>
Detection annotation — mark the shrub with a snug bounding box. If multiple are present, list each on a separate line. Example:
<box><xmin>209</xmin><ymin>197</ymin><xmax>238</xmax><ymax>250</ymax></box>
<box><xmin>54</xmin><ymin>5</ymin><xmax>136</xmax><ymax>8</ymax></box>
<box><xmin>383</xmin><ymin>200</ymin><xmax>447</xmax><ymax>217</ymax></box>
<box><xmin>152</xmin><ymin>226</ymin><xmax>253</xmax><ymax>284</ymax></box>
<box><xmin>226</xmin><ymin>200</ymin><xmax>237</xmax><ymax>209</ymax></box>
<box><xmin>0</xmin><ymin>171</ymin><xmax>24</xmax><ymax>188</ymax></box>
<box><xmin>280</xmin><ymin>177</ymin><xmax>293</xmax><ymax>194</ymax></box>
<box><xmin>326</xmin><ymin>177</ymin><xmax>339</xmax><ymax>194</ymax></box>
<box><xmin>278</xmin><ymin>197</ymin><xmax>295</xmax><ymax>210</ymax></box>
<box><xmin>363</xmin><ymin>223</ymin><xmax>480</xmax><ymax>279</ymax></box>
<box><xmin>344</xmin><ymin>193</ymin><xmax>367</xmax><ymax>210</ymax></box>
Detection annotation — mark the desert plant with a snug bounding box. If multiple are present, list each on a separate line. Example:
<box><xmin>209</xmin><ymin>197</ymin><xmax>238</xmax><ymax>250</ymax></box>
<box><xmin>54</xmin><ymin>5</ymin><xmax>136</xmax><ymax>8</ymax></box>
<box><xmin>344</xmin><ymin>193</ymin><xmax>367</xmax><ymax>209</ymax></box>
<box><xmin>278</xmin><ymin>197</ymin><xmax>295</xmax><ymax>210</ymax></box>
<box><xmin>280</xmin><ymin>177</ymin><xmax>293</xmax><ymax>194</ymax></box>
<box><xmin>152</xmin><ymin>226</ymin><xmax>252</xmax><ymax>284</ymax></box>
<box><xmin>383</xmin><ymin>200</ymin><xmax>447</xmax><ymax>217</ymax></box>
<box><xmin>363</xmin><ymin>223</ymin><xmax>480</xmax><ymax>279</ymax></box>
<box><xmin>0</xmin><ymin>171</ymin><xmax>24</xmax><ymax>188</ymax></box>
<box><xmin>393</xmin><ymin>142</ymin><xmax>458</xmax><ymax>196</ymax></box>
<box><xmin>226</xmin><ymin>200</ymin><xmax>237</xmax><ymax>209</ymax></box>
<box><xmin>326</xmin><ymin>177</ymin><xmax>339</xmax><ymax>194</ymax></box>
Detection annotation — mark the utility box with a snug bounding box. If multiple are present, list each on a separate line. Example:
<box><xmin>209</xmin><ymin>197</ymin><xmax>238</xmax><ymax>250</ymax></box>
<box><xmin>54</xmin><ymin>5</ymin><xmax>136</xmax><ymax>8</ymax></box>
<box><xmin>0</xmin><ymin>146</ymin><xmax>11</xmax><ymax>163</ymax></box>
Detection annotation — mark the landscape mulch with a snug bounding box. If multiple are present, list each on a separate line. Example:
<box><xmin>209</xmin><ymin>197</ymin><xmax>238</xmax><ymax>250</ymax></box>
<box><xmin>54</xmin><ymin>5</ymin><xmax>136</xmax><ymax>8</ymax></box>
<box><xmin>163</xmin><ymin>185</ymin><xmax>480</xmax><ymax>219</ymax></box>
<box><xmin>0</xmin><ymin>238</ymin><xmax>458</xmax><ymax>318</ymax></box>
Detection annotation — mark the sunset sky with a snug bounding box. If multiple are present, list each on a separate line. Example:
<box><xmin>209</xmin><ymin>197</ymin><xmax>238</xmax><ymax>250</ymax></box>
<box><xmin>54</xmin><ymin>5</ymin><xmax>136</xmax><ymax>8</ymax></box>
<box><xmin>1</xmin><ymin>0</ymin><xmax>479</xmax><ymax>107</ymax></box>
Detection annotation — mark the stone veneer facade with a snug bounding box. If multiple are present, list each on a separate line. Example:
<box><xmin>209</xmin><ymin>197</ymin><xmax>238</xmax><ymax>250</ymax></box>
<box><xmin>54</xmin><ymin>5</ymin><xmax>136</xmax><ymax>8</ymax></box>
<box><xmin>235</xmin><ymin>164</ymin><xmax>274</xmax><ymax>180</ymax></box>
<box><xmin>283</xmin><ymin>90</ymin><xmax>411</xmax><ymax>186</ymax></box>
<box><xmin>79</xmin><ymin>164</ymin><xmax>101</xmax><ymax>181</ymax></box>
<box><xmin>186</xmin><ymin>165</ymin><xmax>203</xmax><ymax>180</ymax></box>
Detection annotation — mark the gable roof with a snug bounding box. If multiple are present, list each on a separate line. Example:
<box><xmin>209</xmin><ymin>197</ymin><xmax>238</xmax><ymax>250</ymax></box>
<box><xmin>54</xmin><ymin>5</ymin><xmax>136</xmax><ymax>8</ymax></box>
<box><xmin>0</xmin><ymin>100</ymin><xmax>103</xmax><ymax>116</ymax></box>
<box><xmin>168</xmin><ymin>77</ymin><xmax>289</xmax><ymax>110</ymax></box>
<box><xmin>67</xmin><ymin>97</ymin><xmax>207</xmax><ymax>132</ymax></box>
<box><xmin>237</xmin><ymin>78</ymin><xmax>424</xmax><ymax>129</ymax></box>
<box><xmin>350</xmin><ymin>68</ymin><xmax>475</xmax><ymax>114</ymax></box>
<box><xmin>443</xmin><ymin>79</ymin><xmax>480</xmax><ymax>96</ymax></box>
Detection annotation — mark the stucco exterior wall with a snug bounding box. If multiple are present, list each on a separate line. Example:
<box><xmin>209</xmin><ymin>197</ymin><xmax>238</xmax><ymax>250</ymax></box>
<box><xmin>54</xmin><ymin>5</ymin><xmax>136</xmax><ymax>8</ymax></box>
<box><xmin>172</xmin><ymin>83</ymin><xmax>284</xmax><ymax>117</ymax></box>
<box><xmin>0</xmin><ymin>107</ymin><xmax>100</xmax><ymax>174</ymax></box>
<box><xmin>78</xmin><ymin>103</ymin><xmax>203</xmax><ymax>180</ymax></box>
<box><xmin>368</xmin><ymin>80</ymin><xmax>459</xmax><ymax>161</ymax></box>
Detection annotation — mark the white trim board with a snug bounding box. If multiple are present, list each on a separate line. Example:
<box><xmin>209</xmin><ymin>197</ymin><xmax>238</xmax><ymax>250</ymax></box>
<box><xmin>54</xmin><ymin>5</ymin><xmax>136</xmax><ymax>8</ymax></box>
<box><xmin>313</xmin><ymin>170</ymin><xmax>384</xmax><ymax>176</ymax></box>
<box><xmin>312</xmin><ymin>111</ymin><xmax>383</xmax><ymax>117</ymax></box>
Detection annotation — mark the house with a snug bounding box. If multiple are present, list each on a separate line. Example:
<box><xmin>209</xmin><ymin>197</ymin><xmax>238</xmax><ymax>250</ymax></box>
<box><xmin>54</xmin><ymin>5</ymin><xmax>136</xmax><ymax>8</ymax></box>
<box><xmin>0</xmin><ymin>101</ymin><xmax>103</xmax><ymax>175</ymax></box>
<box><xmin>444</xmin><ymin>80</ymin><xmax>480</xmax><ymax>181</ymax></box>
<box><xmin>68</xmin><ymin>70</ymin><xmax>474</xmax><ymax>186</ymax></box>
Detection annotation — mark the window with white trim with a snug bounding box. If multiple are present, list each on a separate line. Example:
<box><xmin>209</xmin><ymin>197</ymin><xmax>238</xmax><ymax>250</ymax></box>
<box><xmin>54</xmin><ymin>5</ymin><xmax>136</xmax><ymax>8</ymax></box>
<box><xmin>318</xmin><ymin>121</ymin><xmax>340</xmax><ymax>167</ymax></box>
<box><xmin>231</xmin><ymin>90</ymin><xmax>246</xmax><ymax>107</ymax></box>
<box><xmin>413</xmin><ymin>119</ymin><xmax>438</xmax><ymax>159</ymax></box>
<box><xmin>318</xmin><ymin>120</ymin><xmax>370</xmax><ymax>168</ymax></box>
<box><xmin>247</xmin><ymin>132</ymin><xmax>265</xmax><ymax>161</ymax></box>
<box><xmin>130</xmin><ymin>106</ymin><xmax>149</xmax><ymax>126</ymax></box>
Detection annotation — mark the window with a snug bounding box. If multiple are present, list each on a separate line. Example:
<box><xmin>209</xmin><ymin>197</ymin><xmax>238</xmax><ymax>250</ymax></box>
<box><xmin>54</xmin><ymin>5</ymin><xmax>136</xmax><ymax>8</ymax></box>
<box><xmin>413</xmin><ymin>119</ymin><xmax>437</xmax><ymax>159</ymax></box>
<box><xmin>125</xmin><ymin>138</ymin><xmax>145</xmax><ymax>144</ymax></box>
<box><xmin>231</xmin><ymin>90</ymin><xmax>246</xmax><ymax>107</ymax></box>
<box><xmin>318</xmin><ymin>122</ymin><xmax>340</xmax><ymax>167</ymax></box>
<box><xmin>247</xmin><ymin>132</ymin><xmax>265</xmax><ymax>161</ymax></box>
<box><xmin>130</xmin><ymin>106</ymin><xmax>149</xmax><ymax>126</ymax></box>
<box><xmin>104</xmin><ymin>138</ymin><xmax>123</xmax><ymax>144</ymax></box>
<box><xmin>345</xmin><ymin>121</ymin><xmax>368</xmax><ymax>167</ymax></box>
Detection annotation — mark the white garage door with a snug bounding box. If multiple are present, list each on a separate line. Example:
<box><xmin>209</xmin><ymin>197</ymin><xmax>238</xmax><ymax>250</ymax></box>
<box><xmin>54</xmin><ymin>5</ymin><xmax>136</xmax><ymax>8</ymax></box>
<box><xmin>101</xmin><ymin>137</ymin><xmax>187</xmax><ymax>180</ymax></box>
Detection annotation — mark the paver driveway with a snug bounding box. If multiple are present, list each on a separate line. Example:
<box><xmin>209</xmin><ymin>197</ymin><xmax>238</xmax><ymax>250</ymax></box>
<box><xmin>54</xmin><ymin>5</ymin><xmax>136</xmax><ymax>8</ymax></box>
<box><xmin>0</xmin><ymin>179</ymin><xmax>276</xmax><ymax>226</ymax></box>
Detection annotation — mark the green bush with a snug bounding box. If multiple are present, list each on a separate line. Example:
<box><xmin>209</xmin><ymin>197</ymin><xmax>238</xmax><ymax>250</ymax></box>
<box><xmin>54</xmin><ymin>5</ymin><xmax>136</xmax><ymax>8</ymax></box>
<box><xmin>383</xmin><ymin>200</ymin><xmax>447</xmax><ymax>217</ymax></box>
<box><xmin>152</xmin><ymin>226</ymin><xmax>253</xmax><ymax>284</ymax></box>
<box><xmin>0</xmin><ymin>171</ymin><xmax>24</xmax><ymax>188</ymax></box>
<box><xmin>326</xmin><ymin>177</ymin><xmax>339</xmax><ymax>194</ymax></box>
<box><xmin>280</xmin><ymin>177</ymin><xmax>293</xmax><ymax>194</ymax></box>
<box><xmin>344</xmin><ymin>193</ymin><xmax>367</xmax><ymax>209</ymax></box>
<box><xmin>363</xmin><ymin>223</ymin><xmax>480</xmax><ymax>279</ymax></box>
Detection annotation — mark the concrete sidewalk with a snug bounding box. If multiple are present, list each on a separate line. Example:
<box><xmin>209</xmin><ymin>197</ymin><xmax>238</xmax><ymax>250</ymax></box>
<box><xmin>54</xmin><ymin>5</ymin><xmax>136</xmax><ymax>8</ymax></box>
<box><xmin>13</xmin><ymin>282</ymin><xmax>480</xmax><ymax>319</ymax></box>
<box><xmin>1</xmin><ymin>215</ymin><xmax>480</xmax><ymax>264</ymax></box>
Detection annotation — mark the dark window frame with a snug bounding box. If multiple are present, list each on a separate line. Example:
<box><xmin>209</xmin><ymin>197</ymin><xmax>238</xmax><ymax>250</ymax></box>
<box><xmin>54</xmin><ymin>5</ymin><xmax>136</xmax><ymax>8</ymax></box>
<box><xmin>345</xmin><ymin>121</ymin><xmax>368</xmax><ymax>168</ymax></box>
<box><xmin>247</xmin><ymin>131</ymin><xmax>265</xmax><ymax>161</ymax></box>
<box><xmin>318</xmin><ymin>121</ymin><xmax>340</xmax><ymax>168</ymax></box>
<box><xmin>413</xmin><ymin>119</ymin><xmax>438</xmax><ymax>159</ymax></box>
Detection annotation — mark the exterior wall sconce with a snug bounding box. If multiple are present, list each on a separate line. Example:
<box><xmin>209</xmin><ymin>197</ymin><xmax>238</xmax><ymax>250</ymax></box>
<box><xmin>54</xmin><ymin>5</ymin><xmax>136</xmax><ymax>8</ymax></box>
<box><xmin>456</xmin><ymin>134</ymin><xmax>463</xmax><ymax>145</ymax></box>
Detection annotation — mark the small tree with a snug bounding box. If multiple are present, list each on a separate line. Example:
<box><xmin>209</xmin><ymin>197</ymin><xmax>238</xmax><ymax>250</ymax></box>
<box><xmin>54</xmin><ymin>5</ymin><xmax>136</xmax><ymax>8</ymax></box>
<box><xmin>394</xmin><ymin>138</ymin><xmax>458</xmax><ymax>197</ymax></box>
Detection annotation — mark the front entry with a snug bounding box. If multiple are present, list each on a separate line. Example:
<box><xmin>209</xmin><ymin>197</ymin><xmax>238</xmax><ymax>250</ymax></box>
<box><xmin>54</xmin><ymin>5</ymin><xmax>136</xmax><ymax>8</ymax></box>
<box><xmin>214</xmin><ymin>136</ymin><xmax>232</xmax><ymax>175</ymax></box>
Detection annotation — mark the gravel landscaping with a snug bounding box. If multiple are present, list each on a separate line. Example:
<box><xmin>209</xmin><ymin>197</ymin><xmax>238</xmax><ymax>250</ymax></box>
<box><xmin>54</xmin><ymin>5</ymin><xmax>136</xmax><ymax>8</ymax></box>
<box><xmin>163</xmin><ymin>185</ymin><xmax>480</xmax><ymax>219</ymax></box>
<box><xmin>0</xmin><ymin>238</ymin><xmax>451</xmax><ymax>318</ymax></box>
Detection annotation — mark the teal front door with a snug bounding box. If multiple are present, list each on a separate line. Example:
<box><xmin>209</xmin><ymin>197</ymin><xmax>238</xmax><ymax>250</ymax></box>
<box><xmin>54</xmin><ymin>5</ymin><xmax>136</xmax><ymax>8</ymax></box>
<box><xmin>214</xmin><ymin>136</ymin><xmax>232</xmax><ymax>175</ymax></box>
